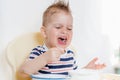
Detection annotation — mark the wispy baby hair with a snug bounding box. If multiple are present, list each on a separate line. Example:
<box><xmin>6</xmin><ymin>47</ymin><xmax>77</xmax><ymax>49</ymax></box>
<box><xmin>42</xmin><ymin>0</ymin><xmax>71</xmax><ymax>26</ymax></box>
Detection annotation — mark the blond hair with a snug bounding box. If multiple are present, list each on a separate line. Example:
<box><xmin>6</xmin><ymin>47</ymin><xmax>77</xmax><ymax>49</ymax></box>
<box><xmin>42</xmin><ymin>0</ymin><xmax>71</xmax><ymax>26</ymax></box>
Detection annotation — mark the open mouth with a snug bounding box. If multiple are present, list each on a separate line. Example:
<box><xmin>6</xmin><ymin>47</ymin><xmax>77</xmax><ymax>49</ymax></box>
<box><xmin>58</xmin><ymin>37</ymin><xmax>67</xmax><ymax>45</ymax></box>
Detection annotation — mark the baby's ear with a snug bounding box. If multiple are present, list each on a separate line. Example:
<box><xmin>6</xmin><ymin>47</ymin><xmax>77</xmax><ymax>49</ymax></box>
<box><xmin>40</xmin><ymin>26</ymin><xmax>46</xmax><ymax>38</ymax></box>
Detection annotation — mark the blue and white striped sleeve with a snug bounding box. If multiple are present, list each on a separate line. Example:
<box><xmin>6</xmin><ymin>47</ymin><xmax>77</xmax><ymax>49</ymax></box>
<box><xmin>29</xmin><ymin>46</ymin><xmax>46</xmax><ymax>60</ymax></box>
<box><xmin>72</xmin><ymin>51</ymin><xmax>78</xmax><ymax>70</ymax></box>
<box><xmin>73</xmin><ymin>60</ymin><xmax>78</xmax><ymax>70</ymax></box>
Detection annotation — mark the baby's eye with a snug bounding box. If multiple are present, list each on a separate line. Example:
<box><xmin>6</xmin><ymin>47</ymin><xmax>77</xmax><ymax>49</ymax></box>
<box><xmin>55</xmin><ymin>26</ymin><xmax>61</xmax><ymax>29</ymax></box>
<box><xmin>67</xmin><ymin>28</ymin><xmax>72</xmax><ymax>31</ymax></box>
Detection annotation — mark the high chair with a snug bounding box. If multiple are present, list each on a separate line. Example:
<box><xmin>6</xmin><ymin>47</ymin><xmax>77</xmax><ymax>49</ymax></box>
<box><xmin>6</xmin><ymin>32</ymin><xmax>44</xmax><ymax>80</ymax></box>
<box><xmin>5</xmin><ymin>32</ymin><xmax>76</xmax><ymax>80</ymax></box>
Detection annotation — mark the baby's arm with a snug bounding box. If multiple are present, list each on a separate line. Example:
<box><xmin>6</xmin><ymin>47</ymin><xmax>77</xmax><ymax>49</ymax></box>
<box><xmin>18</xmin><ymin>47</ymin><xmax>64</xmax><ymax>78</ymax></box>
<box><xmin>17</xmin><ymin>51</ymin><xmax>49</xmax><ymax>79</ymax></box>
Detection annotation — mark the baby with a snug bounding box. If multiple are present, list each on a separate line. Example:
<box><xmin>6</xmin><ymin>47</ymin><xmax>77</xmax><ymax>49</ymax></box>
<box><xmin>19</xmin><ymin>0</ymin><xmax>106</xmax><ymax>80</ymax></box>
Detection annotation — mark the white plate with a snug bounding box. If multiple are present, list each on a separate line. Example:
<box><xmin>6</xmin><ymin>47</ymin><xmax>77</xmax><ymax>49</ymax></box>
<box><xmin>69</xmin><ymin>69</ymin><xmax>100</xmax><ymax>80</ymax></box>
<box><xmin>69</xmin><ymin>69</ymin><xmax>99</xmax><ymax>75</ymax></box>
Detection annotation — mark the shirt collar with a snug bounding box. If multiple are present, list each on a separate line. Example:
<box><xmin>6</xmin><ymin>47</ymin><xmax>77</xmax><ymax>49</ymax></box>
<box><xmin>42</xmin><ymin>43</ymin><xmax>71</xmax><ymax>54</ymax></box>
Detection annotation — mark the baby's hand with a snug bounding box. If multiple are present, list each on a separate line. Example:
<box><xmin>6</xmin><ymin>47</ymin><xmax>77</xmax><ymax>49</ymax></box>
<box><xmin>84</xmin><ymin>57</ymin><xmax>106</xmax><ymax>70</ymax></box>
<box><xmin>44</xmin><ymin>47</ymin><xmax>65</xmax><ymax>62</ymax></box>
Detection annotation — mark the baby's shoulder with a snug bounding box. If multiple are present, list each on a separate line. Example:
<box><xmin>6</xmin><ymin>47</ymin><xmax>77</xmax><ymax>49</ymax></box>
<box><xmin>66</xmin><ymin>49</ymin><xmax>74</xmax><ymax>54</ymax></box>
<box><xmin>32</xmin><ymin>45</ymin><xmax>45</xmax><ymax>51</ymax></box>
<box><xmin>66</xmin><ymin>46</ymin><xmax>77</xmax><ymax>56</ymax></box>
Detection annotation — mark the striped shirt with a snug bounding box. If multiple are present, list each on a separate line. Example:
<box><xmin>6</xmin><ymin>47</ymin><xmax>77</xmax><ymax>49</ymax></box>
<box><xmin>29</xmin><ymin>44</ymin><xmax>77</xmax><ymax>78</ymax></box>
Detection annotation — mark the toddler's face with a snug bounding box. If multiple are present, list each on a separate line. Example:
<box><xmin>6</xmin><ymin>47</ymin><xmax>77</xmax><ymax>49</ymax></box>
<box><xmin>42</xmin><ymin>11</ymin><xmax>73</xmax><ymax>49</ymax></box>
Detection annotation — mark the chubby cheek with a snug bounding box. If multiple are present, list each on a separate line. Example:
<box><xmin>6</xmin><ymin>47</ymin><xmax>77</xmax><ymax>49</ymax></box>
<box><xmin>49</xmin><ymin>29</ymin><xmax>58</xmax><ymax>38</ymax></box>
<box><xmin>45</xmin><ymin>28</ymin><xmax>57</xmax><ymax>37</ymax></box>
<box><xmin>68</xmin><ymin>34</ymin><xmax>72</xmax><ymax>44</ymax></box>
<box><xmin>47</xmin><ymin>30</ymin><xmax>58</xmax><ymax>42</ymax></box>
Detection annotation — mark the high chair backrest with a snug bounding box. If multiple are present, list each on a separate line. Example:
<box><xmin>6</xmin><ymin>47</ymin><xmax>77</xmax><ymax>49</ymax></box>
<box><xmin>6</xmin><ymin>32</ymin><xmax>44</xmax><ymax>80</ymax></box>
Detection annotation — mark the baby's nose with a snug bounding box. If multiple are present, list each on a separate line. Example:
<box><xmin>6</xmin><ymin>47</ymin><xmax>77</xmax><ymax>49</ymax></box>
<box><xmin>61</xmin><ymin>28</ymin><xmax>67</xmax><ymax>34</ymax></box>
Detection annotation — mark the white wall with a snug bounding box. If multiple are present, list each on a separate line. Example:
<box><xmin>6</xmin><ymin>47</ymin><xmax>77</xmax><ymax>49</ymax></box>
<box><xmin>1</xmin><ymin>0</ymin><xmax>117</xmax><ymax>79</ymax></box>
<box><xmin>101</xmin><ymin>0</ymin><xmax>120</xmax><ymax>69</ymax></box>
<box><xmin>102</xmin><ymin>0</ymin><xmax>120</xmax><ymax>50</ymax></box>
<box><xmin>1</xmin><ymin>0</ymin><xmax>54</xmax><ymax>48</ymax></box>
<box><xmin>70</xmin><ymin>0</ymin><xmax>113</xmax><ymax>72</ymax></box>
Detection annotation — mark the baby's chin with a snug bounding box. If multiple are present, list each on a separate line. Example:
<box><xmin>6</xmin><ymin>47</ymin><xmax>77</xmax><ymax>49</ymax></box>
<box><xmin>56</xmin><ymin>45</ymin><xmax>69</xmax><ymax>49</ymax></box>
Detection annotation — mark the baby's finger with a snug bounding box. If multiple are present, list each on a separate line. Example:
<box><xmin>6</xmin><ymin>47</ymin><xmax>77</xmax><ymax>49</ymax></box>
<box><xmin>57</xmin><ymin>47</ymin><xmax>66</xmax><ymax>54</ymax></box>
<box><xmin>90</xmin><ymin>57</ymin><xmax>98</xmax><ymax>64</ymax></box>
<box><xmin>55</xmin><ymin>45</ymin><xmax>66</xmax><ymax>54</ymax></box>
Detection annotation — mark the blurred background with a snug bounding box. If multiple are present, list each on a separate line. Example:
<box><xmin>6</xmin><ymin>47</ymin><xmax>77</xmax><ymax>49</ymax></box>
<box><xmin>0</xmin><ymin>0</ymin><xmax>120</xmax><ymax>78</ymax></box>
